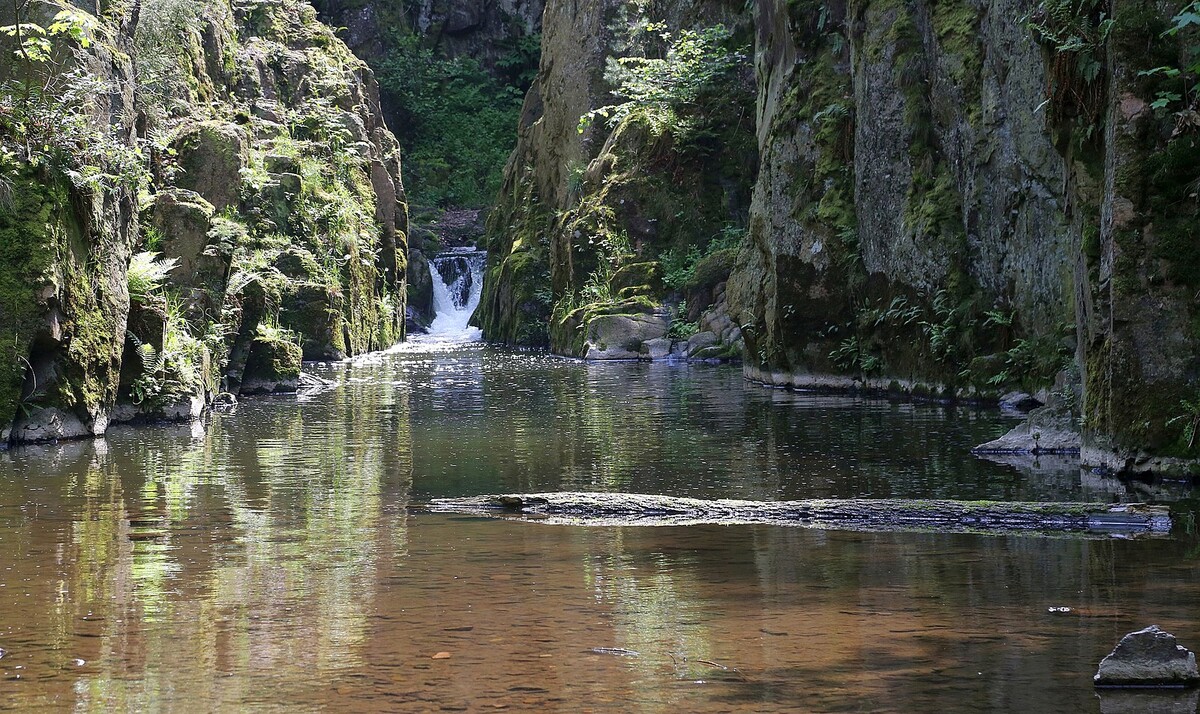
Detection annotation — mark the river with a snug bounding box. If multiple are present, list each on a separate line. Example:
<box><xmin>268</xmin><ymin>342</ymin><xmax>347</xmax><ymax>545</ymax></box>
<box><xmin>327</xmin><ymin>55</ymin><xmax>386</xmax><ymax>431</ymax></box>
<box><xmin>0</xmin><ymin>258</ymin><xmax>1198</xmax><ymax>712</ymax></box>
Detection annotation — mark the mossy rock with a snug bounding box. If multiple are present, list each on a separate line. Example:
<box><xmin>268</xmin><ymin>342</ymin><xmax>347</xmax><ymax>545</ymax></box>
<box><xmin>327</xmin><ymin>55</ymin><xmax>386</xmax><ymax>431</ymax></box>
<box><xmin>611</xmin><ymin>262</ymin><xmax>663</xmax><ymax>296</ymax></box>
<box><xmin>687</xmin><ymin>248</ymin><xmax>737</xmax><ymax>293</ymax></box>
<box><xmin>272</xmin><ymin>249</ymin><xmax>322</xmax><ymax>280</ymax></box>
<box><xmin>279</xmin><ymin>282</ymin><xmax>345</xmax><ymax>359</ymax></box>
<box><xmin>171</xmin><ymin>121</ymin><xmax>249</xmax><ymax>212</ymax></box>
<box><xmin>241</xmin><ymin>336</ymin><xmax>302</xmax><ymax>394</ymax></box>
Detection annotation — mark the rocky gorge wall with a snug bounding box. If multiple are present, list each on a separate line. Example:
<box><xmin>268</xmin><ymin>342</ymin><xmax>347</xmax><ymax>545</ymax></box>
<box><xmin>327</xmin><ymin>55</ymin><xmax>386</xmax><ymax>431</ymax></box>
<box><xmin>477</xmin><ymin>0</ymin><xmax>1199</xmax><ymax>472</ymax></box>
<box><xmin>475</xmin><ymin>0</ymin><xmax>754</xmax><ymax>350</ymax></box>
<box><xmin>729</xmin><ymin>0</ymin><xmax>1199</xmax><ymax>472</ymax></box>
<box><xmin>0</xmin><ymin>0</ymin><xmax>407</xmax><ymax>445</ymax></box>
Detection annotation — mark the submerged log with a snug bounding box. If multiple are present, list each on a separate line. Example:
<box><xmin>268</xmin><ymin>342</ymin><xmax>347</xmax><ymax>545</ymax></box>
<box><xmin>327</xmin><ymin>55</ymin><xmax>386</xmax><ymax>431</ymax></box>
<box><xmin>428</xmin><ymin>492</ymin><xmax>1172</xmax><ymax>536</ymax></box>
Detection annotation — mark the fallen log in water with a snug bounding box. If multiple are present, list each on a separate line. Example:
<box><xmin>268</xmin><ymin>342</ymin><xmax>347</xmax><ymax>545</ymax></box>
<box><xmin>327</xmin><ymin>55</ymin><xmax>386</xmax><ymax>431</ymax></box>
<box><xmin>428</xmin><ymin>492</ymin><xmax>1172</xmax><ymax>536</ymax></box>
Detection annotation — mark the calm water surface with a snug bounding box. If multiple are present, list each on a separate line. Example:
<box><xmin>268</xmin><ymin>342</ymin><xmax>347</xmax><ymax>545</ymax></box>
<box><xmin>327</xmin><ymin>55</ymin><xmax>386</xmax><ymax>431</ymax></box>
<box><xmin>1</xmin><ymin>340</ymin><xmax>1199</xmax><ymax>712</ymax></box>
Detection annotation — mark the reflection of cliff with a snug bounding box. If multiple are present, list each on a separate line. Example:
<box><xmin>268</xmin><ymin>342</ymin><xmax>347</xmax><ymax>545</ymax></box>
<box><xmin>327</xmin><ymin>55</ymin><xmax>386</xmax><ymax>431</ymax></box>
<box><xmin>0</xmin><ymin>376</ymin><xmax>413</xmax><ymax>708</ymax></box>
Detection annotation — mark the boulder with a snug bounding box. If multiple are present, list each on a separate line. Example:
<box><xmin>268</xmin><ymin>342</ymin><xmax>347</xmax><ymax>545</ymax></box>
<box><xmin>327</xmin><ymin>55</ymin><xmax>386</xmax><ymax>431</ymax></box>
<box><xmin>8</xmin><ymin>407</ymin><xmax>93</xmax><ymax>443</ymax></box>
<box><xmin>972</xmin><ymin>405</ymin><xmax>1080</xmax><ymax>454</ymax></box>
<box><xmin>241</xmin><ymin>336</ymin><xmax>302</xmax><ymax>394</ymax></box>
<box><xmin>999</xmin><ymin>391</ymin><xmax>1042</xmax><ymax>412</ymax></box>
<box><xmin>642</xmin><ymin>337</ymin><xmax>672</xmax><ymax>360</ymax></box>
<box><xmin>171</xmin><ymin>121</ymin><xmax>248</xmax><ymax>212</ymax></box>
<box><xmin>1095</xmin><ymin>625</ymin><xmax>1200</xmax><ymax>687</ymax></box>
<box><xmin>583</xmin><ymin>314</ymin><xmax>668</xmax><ymax>360</ymax></box>
<box><xmin>687</xmin><ymin>331</ymin><xmax>720</xmax><ymax>356</ymax></box>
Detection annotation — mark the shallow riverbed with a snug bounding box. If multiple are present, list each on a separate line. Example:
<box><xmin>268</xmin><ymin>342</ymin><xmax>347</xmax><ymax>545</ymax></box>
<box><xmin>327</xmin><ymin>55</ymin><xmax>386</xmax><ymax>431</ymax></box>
<box><xmin>1</xmin><ymin>340</ymin><xmax>1198</xmax><ymax>712</ymax></box>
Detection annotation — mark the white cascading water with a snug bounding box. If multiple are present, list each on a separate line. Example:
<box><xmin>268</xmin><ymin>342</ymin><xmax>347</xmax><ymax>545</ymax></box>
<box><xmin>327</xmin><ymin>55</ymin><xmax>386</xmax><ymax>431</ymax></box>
<box><xmin>425</xmin><ymin>248</ymin><xmax>485</xmax><ymax>343</ymax></box>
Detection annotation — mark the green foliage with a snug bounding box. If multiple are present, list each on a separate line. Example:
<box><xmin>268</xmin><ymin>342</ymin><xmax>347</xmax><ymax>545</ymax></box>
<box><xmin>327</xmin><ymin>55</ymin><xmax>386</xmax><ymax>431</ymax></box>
<box><xmin>830</xmin><ymin>334</ymin><xmax>881</xmax><ymax>375</ymax></box>
<box><xmin>378</xmin><ymin>33</ymin><xmax>535</xmax><ymax>207</ymax></box>
<box><xmin>127</xmin><ymin>298</ymin><xmax>210</xmax><ymax>407</ymax></box>
<box><xmin>0</xmin><ymin>7</ymin><xmax>145</xmax><ymax>190</ymax></box>
<box><xmin>0</xmin><ymin>9</ymin><xmax>95</xmax><ymax>62</ymax></box>
<box><xmin>580</xmin><ymin>25</ymin><xmax>749</xmax><ymax>139</ymax></box>
<box><xmin>126</xmin><ymin>251</ymin><xmax>179</xmax><ymax>304</ymax></box>
<box><xmin>495</xmin><ymin>32</ymin><xmax>541</xmax><ymax>91</ymax></box>
<box><xmin>1028</xmin><ymin>0</ymin><xmax>1114</xmax><ymax>132</ymax></box>
<box><xmin>132</xmin><ymin>0</ymin><xmax>206</xmax><ymax>134</ymax></box>
<box><xmin>667</xmin><ymin>300</ymin><xmax>698</xmax><ymax>339</ymax></box>
<box><xmin>1138</xmin><ymin>2</ymin><xmax>1200</xmax><ymax>129</ymax></box>
<box><xmin>1168</xmin><ymin>394</ymin><xmax>1200</xmax><ymax>452</ymax></box>
<box><xmin>660</xmin><ymin>225</ymin><xmax>742</xmax><ymax>292</ymax></box>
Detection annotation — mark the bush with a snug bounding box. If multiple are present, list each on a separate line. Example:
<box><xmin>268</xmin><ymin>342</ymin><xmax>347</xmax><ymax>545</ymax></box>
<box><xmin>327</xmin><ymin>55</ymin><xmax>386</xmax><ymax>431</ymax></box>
<box><xmin>580</xmin><ymin>25</ymin><xmax>750</xmax><ymax>139</ymax></box>
<box><xmin>127</xmin><ymin>251</ymin><xmax>178</xmax><ymax>304</ymax></box>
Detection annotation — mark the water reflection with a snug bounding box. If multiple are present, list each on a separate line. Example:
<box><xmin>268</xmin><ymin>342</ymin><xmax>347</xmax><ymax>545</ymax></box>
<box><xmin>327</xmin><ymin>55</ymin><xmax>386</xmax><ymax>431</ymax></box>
<box><xmin>0</xmin><ymin>345</ymin><xmax>1197</xmax><ymax>711</ymax></box>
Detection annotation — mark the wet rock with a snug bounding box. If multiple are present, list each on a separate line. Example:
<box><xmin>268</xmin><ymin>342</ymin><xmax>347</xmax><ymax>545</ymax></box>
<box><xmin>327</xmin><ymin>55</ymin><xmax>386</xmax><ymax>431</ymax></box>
<box><xmin>212</xmin><ymin>392</ymin><xmax>238</xmax><ymax>409</ymax></box>
<box><xmin>110</xmin><ymin>394</ymin><xmax>206</xmax><ymax>425</ymax></box>
<box><xmin>298</xmin><ymin>372</ymin><xmax>335</xmax><ymax>388</ymax></box>
<box><xmin>972</xmin><ymin>405</ymin><xmax>1080</xmax><ymax>454</ymax></box>
<box><xmin>583</xmin><ymin>314</ymin><xmax>668</xmax><ymax>360</ymax></box>
<box><xmin>241</xmin><ymin>337</ymin><xmax>302</xmax><ymax>394</ymax></box>
<box><xmin>999</xmin><ymin>391</ymin><xmax>1042</xmax><ymax>413</ymax></box>
<box><xmin>641</xmin><ymin>337</ymin><xmax>672</xmax><ymax>360</ymax></box>
<box><xmin>1095</xmin><ymin>625</ymin><xmax>1200</xmax><ymax>687</ymax></box>
<box><xmin>687</xmin><ymin>331</ymin><xmax>719</xmax><ymax>356</ymax></box>
<box><xmin>9</xmin><ymin>407</ymin><xmax>94</xmax><ymax>443</ymax></box>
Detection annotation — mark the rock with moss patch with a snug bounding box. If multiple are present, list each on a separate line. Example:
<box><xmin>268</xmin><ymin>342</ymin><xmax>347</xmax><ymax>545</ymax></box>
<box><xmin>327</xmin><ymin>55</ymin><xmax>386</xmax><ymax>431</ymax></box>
<box><xmin>171</xmin><ymin>121</ymin><xmax>248</xmax><ymax>212</ymax></box>
<box><xmin>241</xmin><ymin>336</ymin><xmax>302</xmax><ymax>394</ymax></box>
<box><xmin>687</xmin><ymin>331</ymin><xmax>719</xmax><ymax>356</ymax></box>
<box><xmin>972</xmin><ymin>405</ymin><xmax>1080</xmax><ymax>454</ymax></box>
<box><xmin>584</xmin><ymin>314</ymin><xmax>668</xmax><ymax>360</ymax></box>
<box><xmin>611</xmin><ymin>262</ymin><xmax>662</xmax><ymax>297</ymax></box>
<box><xmin>642</xmin><ymin>337</ymin><xmax>673</xmax><ymax>360</ymax></box>
<box><xmin>280</xmin><ymin>283</ymin><xmax>345</xmax><ymax>360</ymax></box>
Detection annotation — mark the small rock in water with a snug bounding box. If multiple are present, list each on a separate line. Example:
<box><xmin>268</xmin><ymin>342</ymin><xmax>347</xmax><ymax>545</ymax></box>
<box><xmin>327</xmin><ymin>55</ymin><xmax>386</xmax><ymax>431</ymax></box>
<box><xmin>1095</xmin><ymin>625</ymin><xmax>1200</xmax><ymax>687</ymax></box>
<box><xmin>431</xmin><ymin>651</ymin><xmax>452</xmax><ymax>660</ymax></box>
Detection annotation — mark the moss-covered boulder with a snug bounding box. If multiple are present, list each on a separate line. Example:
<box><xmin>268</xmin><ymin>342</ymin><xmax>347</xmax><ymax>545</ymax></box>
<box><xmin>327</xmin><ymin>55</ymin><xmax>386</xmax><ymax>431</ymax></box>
<box><xmin>171</xmin><ymin>121</ymin><xmax>248</xmax><ymax>212</ymax></box>
<box><xmin>583</xmin><ymin>313</ymin><xmax>669</xmax><ymax>360</ymax></box>
<box><xmin>241</xmin><ymin>334</ymin><xmax>302</xmax><ymax>394</ymax></box>
<box><xmin>280</xmin><ymin>282</ymin><xmax>345</xmax><ymax>359</ymax></box>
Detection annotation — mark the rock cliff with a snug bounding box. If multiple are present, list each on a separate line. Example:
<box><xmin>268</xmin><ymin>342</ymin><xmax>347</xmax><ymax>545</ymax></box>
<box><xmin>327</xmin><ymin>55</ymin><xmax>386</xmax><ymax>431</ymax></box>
<box><xmin>477</xmin><ymin>0</ymin><xmax>1199</xmax><ymax>471</ymax></box>
<box><xmin>475</xmin><ymin>0</ymin><xmax>754</xmax><ymax>350</ymax></box>
<box><xmin>0</xmin><ymin>0</ymin><xmax>407</xmax><ymax>444</ymax></box>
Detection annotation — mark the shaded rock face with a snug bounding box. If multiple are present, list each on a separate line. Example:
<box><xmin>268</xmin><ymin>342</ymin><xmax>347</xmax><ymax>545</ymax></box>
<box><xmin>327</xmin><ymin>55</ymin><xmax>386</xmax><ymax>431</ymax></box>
<box><xmin>1075</xmin><ymin>1</ymin><xmax>1200</xmax><ymax>473</ymax></box>
<box><xmin>475</xmin><ymin>0</ymin><xmax>753</xmax><ymax>348</ymax></box>
<box><xmin>1095</xmin><ymin>626</ymin><xmax>1200</xmax><ymax>687</ymax></box>
<box><xmin>312</xmin><ymin>0</ymin><xmax>542</xmax><ymax>73</ymax></box>
<box><xmin>0</xmin><ymin>0</ymin><xmax>138</xmax><ymax>444</ymax></box>
<box><xmin>728</xmin><ymin>0</ymin><xmax>1072</xmax><ymax>396</ymax></box>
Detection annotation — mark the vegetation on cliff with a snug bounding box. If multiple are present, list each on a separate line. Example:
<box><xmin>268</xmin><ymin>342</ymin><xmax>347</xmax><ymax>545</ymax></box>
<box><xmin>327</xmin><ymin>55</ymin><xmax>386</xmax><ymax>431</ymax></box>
<box><xmin>378</xmin><ymin>32</ymin><xmax>538</xmax><ymax>207</ymax></box>
<box><xmin>0</xmin><ymin>0</ymin><xmax>407</xmax><ymax>444</ymax></box>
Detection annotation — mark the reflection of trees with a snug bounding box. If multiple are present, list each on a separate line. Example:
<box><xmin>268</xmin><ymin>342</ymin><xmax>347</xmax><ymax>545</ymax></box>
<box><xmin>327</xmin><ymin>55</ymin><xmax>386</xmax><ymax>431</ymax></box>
<box><xmin>0</xmin><ymin>373</ymin><xmax>414</xmax><ymax>709</ymax></box>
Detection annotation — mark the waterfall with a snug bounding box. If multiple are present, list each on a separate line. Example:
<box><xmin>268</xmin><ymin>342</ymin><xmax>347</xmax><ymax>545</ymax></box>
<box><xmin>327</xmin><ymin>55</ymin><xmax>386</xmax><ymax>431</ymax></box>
<box><xmin>426</xmin><ymin>248</ymin><xmax>485</xmax><ymax>342</ymax></box>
